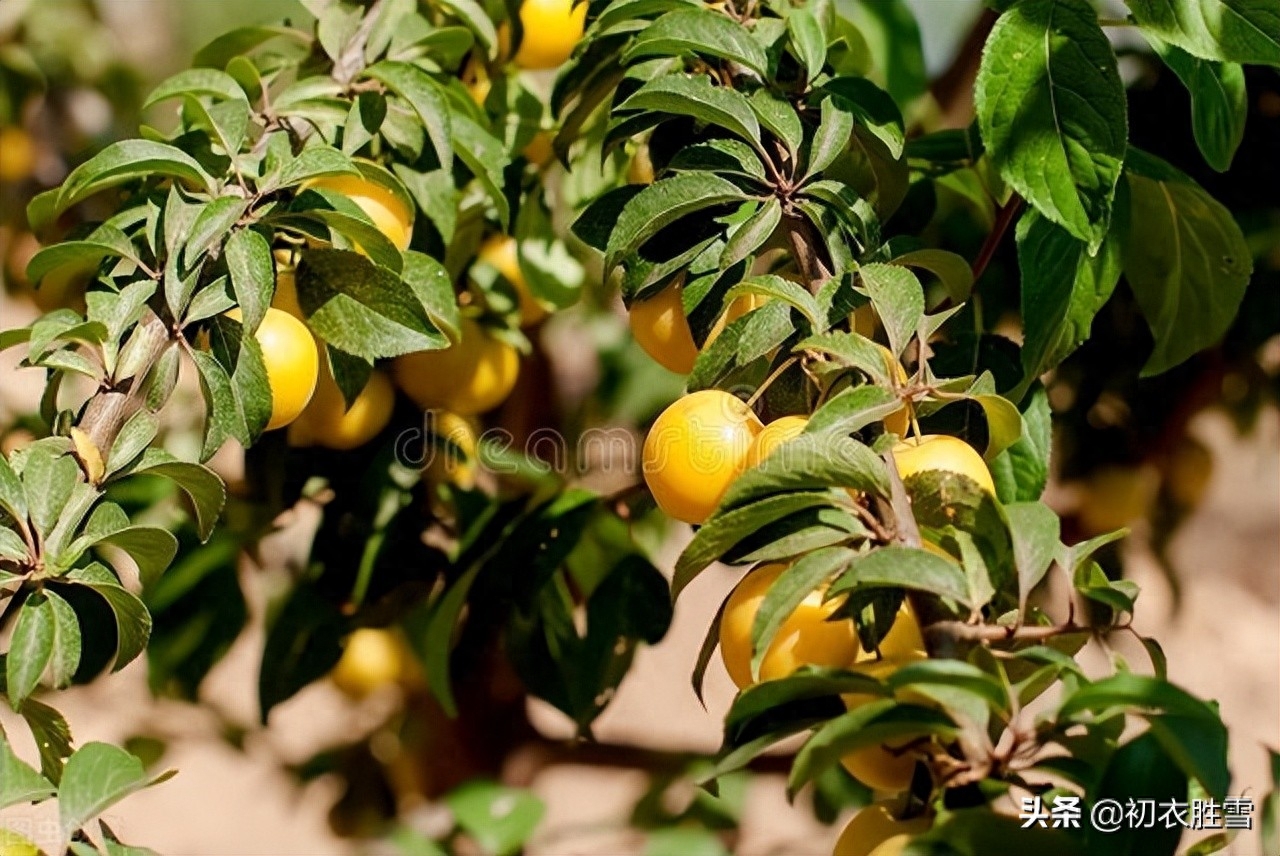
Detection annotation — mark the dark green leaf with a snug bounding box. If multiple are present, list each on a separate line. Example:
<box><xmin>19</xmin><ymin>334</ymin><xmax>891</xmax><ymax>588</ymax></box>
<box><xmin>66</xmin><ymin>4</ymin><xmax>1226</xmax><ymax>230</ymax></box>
<box><xmin>605</xmin><ymin>173</ymin><xmax>746</xmax><ymax>274</ymax></box>
<box><xmin>788</xmin><ymin>9</ymin><xmax>827</xmax><ymax>82</ymax></box>
<box><xmin>295</xmin><ymin>249</ymin><xmax>448</xmax><ymax>360</ymax></box>
<box><xmin>622</xmin><ymin>8</ymin><xmax>769</xmax><ymax>74</ymax></box>
<box><xmin>123</xmin><ymin>450</ymin><xmax>226</xmax><ymax>540</ymax></box>
<box><xmin>1084</xmin><ymin>731</ymin><xmax>1186</xmax><ymax>856</ymax></box>
<box><xmin>618</xmin><ymin>73</ymin><xmax>763</xmax><ymax>152</ymax></box>
<box><xmin>1122</xmin><ymin>149</ymin><xmax>1252</xmax><ymax>375</ymax></box>
<box><xmin>1147</xmin><ymin>36</ymin><xmax>1247</xmax><ymax>171</ymax></box>
<box><xmin>830</xmin><ymin>545</ymin><xmax>971</xmax><ymax>604</ymax></box>
<box><xmin>673</xmin><ymin>493</ymin><xmax>838</xmax><ymax>599</ymax></box>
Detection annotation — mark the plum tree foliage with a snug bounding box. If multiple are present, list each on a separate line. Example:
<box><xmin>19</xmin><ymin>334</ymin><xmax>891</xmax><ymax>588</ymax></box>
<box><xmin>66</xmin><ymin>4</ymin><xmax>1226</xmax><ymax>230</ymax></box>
<box><xmin>0</xmin><ymin>0</ymin><xmax>1278</xmax><ymax>853</ymax></box>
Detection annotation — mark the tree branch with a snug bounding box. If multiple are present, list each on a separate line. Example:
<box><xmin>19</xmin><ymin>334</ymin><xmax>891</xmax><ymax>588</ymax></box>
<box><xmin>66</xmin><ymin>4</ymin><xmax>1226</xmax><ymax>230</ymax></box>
<box><xmin>971</xmin><ymin>195</ymin><xmax>1023</xmax><ymax>283</ymax></box>
<box><xmin>784</xmin><ymin>214</ymin><xmax>832</xmax><ymax>294</ymax></box>
<box><xmin>925</xmin><ymin>619</ymin><xmax>1084</xmax><ymax>645</ymax></box>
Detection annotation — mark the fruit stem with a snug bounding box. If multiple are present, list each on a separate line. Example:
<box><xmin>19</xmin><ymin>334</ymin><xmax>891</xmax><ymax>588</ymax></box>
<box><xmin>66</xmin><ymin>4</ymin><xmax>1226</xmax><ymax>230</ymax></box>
<box><xmin>745</xmin><ymin>355</ymin><xmax>799</xmax><ymax>409</ymax></box>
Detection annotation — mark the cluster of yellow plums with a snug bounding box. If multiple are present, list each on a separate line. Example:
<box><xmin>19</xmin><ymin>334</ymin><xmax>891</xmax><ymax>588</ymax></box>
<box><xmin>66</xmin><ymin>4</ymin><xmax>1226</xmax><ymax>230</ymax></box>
<box><xmin>633</xmin><ymin>294</ymin><xmax>995</xmax><ymax>853</ymax></box>
<box><xmin>220</xmin><ymin>174</ymin><xmax>525</xmax><ymax>474</ymax></box>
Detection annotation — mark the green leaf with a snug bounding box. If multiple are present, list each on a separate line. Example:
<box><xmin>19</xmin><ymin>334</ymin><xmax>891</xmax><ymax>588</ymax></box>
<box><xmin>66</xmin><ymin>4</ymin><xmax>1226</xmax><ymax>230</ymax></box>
<box><xmin>183</xmin><ymin>197</ymin><xmax>249</xmax><ymax>271</ymax></box>
<box><xmin>206</xmin><ymin>314</ymin><xmax>272</xmax><ymax>441</ymax></box>
<box><xmin>21</xmin><ymin>445</ymin><xmax>79</xmax><ymax>541</ymax></box>
<box><xmin>991</xmin><ymin>386</ymin><xmax>1052</xmax><ymax>502</ymax></box>
<box><xmin>787</xmin><ymin>8</ymin><xmax>827</xmax><ymax>82</ymax></box>
<box><xmin>788</xmin><ymin>700</ymin><xmax>956</xmax><ymax>795</ymax></box>
<box><xmin>295</xmin><ymin>249</ymin><xmax>448</xmax><ymax>360</ymax></box>
<box><xmin>1016</xmin><ymin>209</ymin><xmax>1122</xmax><ymax>384</ymax></box>
<box><xmin>822</xmin><ymin>76</ymin><xmax>905</xmax><ymax>159</ymax></box>
<box><xmin>0</xmin><ymin>450</ymin><xmax>28</xmax><ymax>522</ymax></box>
<box><xmin>617</xmin><ymin>73</ymin><xmax>763</xmax><ymax>153</ymax></box>
<box><xmin>192</xmin><ymin>25</ymin><xmax>307</xmax><ymax>68</ymax></box>
<box><xmin>364</xmin><ymin>61</ymin><xmax>453</xmax><ymax>169</ymax></box>
<box><xmin>19</xmin><ymin>698</ymin><xmax>74</xmax><ymax>785</ymax></box>
<box><xmin>807</xmin><ymin>96</ymin><xmax>856</xmax><ymax>178</ymax></box>
<box><xmin>95</xmin><ymin>526</ymin><xmax>179</xmax><ymax>589</ymax></box>
<box><xmin>972</xmin><ymin>393</ymin><xmax>1023</xmax><ymax>460</ymax></box>
<box><xmin>63</xmin><ymin>565</ymin><xmax>152</xmax><ymax>671</ymax></box>
<box><xmin>1147</xmin><ymin>36</ymin><xmax>1247</xmax><ymax>171</ymax></box>
<box><xmin>605</xmin><ymin>173</ymin><xmax>746</xmax><ymax>274</ymax></box>
<box><xmin>1084</xmin><ymin>731</ymin><xmax>1187</xmax><ymax>856</ymax></box>
<box><xmin>26</xmin><ymin>229</ymin><xmax>138</xmax><ymax>288</ymax></box>
<box><xmin>123</xmin><ymin>451</ymin><xmax>226</xmax><ymax>541</ymax></box>
<box><xmin>275</xmin><ymin>146</ymin><xmax>361</xmax><ymax>189</ymax></box>
<box><xmin>31</xmin><ymin>141</ymin><xmax>213</xmax><ymax>230</ymax></box>
<box><xmin>106</xmin><ymin>411</ymin><xmax>159</xmax><ymax>478</ymax></box>
<box><xmin>0</xmin><ymin>527</ymin><xmax>27</xmax><ymax>562</ymax></box>
<box><xmin>423</xmin><ymin>562</ymin><xmax>483</xmax><ymax>717</ymax></box>
<box><xmin>722</xmin><ymin>434</ymin><xmax>889</xmax><ymax>509</ymax></box>
<box><xmin>724</xmin><ymin>274</ymin><xmax>820</xmax><ymax>328</ymax></box>
<box><xmin>445</xmin><ymin>781</ymin><xmax>545</xmax><ymax>856</ymax></box>
<box><xmin>723</xmin><ymin>667</ymin><xmax>881</xmax><ymax>745</ymax></box>
<box><xmin>673</xmin><ymin>494</ymin><xmax>838</xmax><ymax>600</ymax></box>
<box><xmin>224</xmin><ymin>228</ymin><xmax>274</xmax><ymax>335</ymax></box>
<box><xmin>976</xmin><ymin>0</ymin><xmax>1127</xmax><ymax>249</ymax></box>
<box><xmin>6</xmin><ymin>590</ymin><xmax>80</xmax><ymax>709</ymax></box>
<box><xmin>1005</xmin><ymin>501</ymin><xmax>1060</xmax><ymax>611</ymax></box>
<box><xmin>190</xmin><ymin>351</ymin><xmax>238</xmax><ymax>459</ymax></box>
<box><xmin>747</xmin><ymin>88</ymin><xmax>805</xmax><ymax>157</ymax></box>
<box><xmin>0</xmin><ymin>736</ymin><xmax>55</xmax><ymax>809</ymax></box>
<box><xmin>750</xmin><ymin>548</ymin><xmax>855</xmax><ymax>680</ymax></box>
<box><xmin>846</xmin><ymin>0</ymin><xmax>927</xmax><ymax>105</ymax></box>
<box><xmin>644</xmin><ymin>828</ymin><xmax>729</xmax><ymax>856</ymax></box>
<box><xmin>453</xmin><ymin>113</ymin><xmax>510</xmax><ymax>229</ymax></box>
<box><xmin>1125</xmin><ymin>0</ymin><xmax>1280</xmax><ymax>65</ymax></box>
<box><xmin>144</xmin><ymin>68</ymin><xmax>248</xmax><ymax>107</ymax></box>
<box><xmin>622</xmin><ymin>8</ymin><xmax>769</xmax><ymax>74</ymax></box>
<box><xmin>805</xmin><ymin>385</ymin><xmax>900</xmax><ymax>437</ymax></box>
<box><xmin>912</xmin><ymin>810</ymin><xmax>1083</xmax><ymax>856</ymax></box>
<box><xmin>831</xmin><ymin>545</ymin><xmax>972</xmax><ymax>605</ymax></box>
<box><xmin>858</xmin><ymin>263</ymin><xmax>923</xmax><ymax>358</ymax></box>
<box><xmin>1263</xmin><ymin>750</ymin><xmax>1280</xmax><ymax>855</ymax></box>
<box><xmin>58</xmin><ymin>743</ymin><xmax>151</xmax><ymax>837</ymax></box>
<box><xmin>1121</xmin><ymin>149</ymin><xmax>1253</xmax><ymax>375</ymax></box>
<box><xmin>890</xmin><ymin>249</ymin><xmax>974</xmax><ymax>305</ymax></box>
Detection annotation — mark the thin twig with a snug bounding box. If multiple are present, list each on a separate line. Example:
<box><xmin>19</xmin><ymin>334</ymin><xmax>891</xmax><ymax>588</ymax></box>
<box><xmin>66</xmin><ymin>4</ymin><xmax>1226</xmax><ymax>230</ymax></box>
<box><xmin>971</xmin><ymin>195</ymin><xmax>1024</xmax><ymax>283</ymax></box>
<box><xmin>925</xmin><ymin>619</ymin><xmax>1083</xmax><ymax>644</ymax></box>
<box><xmin>746</xmin><ymin>355</ymin><xmax>799</xmax><ymax>409</ymax></box>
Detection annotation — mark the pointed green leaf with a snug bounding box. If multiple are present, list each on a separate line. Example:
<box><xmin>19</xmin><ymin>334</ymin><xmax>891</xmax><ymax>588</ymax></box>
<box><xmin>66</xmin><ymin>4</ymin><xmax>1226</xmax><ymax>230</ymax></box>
<box><xmin>58</xmin><ymin>743</ymin><xmax>151</xmax><ymax>837</ymax></box>
<box><xmin>1125</xmin><ymin>0</ymin><xmax>1280</xmax><ymax>66</ymax></box>
<box><xmin>976</xmin><ymin>0</ymin><xmax>1127</xmax><ymax>249</ymax></box>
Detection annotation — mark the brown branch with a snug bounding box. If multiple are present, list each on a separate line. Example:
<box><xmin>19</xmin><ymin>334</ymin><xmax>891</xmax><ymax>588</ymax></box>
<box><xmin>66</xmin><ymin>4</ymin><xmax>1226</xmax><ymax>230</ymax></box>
<box><xmin>784</xmin><ymin>214</ymin><xmax>832</xmax><ymax>294</ymax></box>
<box><xmin>925</xmin><ymin>619</ymin><xmax>1083</xmax><ymax>645</ymax></box>
<box><xmin>970</xmin><ymin>194</ymin><xmax>1024</xmax><ymax>283</ymax></box>
<box><xmin>332</xmin><ymin>0</ymin><xmax>385</xmax><ymax>88</ymax></box>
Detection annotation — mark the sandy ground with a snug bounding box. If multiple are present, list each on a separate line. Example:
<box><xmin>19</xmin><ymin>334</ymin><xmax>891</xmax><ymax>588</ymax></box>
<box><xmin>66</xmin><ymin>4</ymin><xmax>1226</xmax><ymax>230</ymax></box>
<box><xmin>1</xmin><ymin>285</ymin><xmax>1277</xmax><ymax>854</ymax></box>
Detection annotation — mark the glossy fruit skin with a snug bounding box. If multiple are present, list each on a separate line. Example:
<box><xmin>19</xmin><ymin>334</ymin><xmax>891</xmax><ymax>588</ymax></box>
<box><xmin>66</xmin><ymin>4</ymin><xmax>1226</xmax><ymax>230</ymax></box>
<box><xmin>272</xmin><ymin>266</ymin><xmax>306</xmax><ymax>318</ymax></box>
<box><xmin>874</xmin><ymin>601</ymin><xmax>926</xmax><ymax>661</ymax></box>
<box><xmin>720</xmin><ymin>562</ymin><xmax>860</xmax><ymax>689</ymax></box>
<box><xmin>481</xmin><ymin>235</ymin><xmax>547</xmax><ymax>326</ymax></box>
<box><xmin>864</xmin><ymin>834</ymin><xmax>920</xmax><ymax>856</ymax></box>
<box><xmin>891</xmin><ymin>434</ymin><xmax>994</xmax><ymax>495</ymax></box>
<box><xmin>331</xmin><ymin>628</ymin><xmax>406</xmax><ymax>698</ymax></box>
<box><xmin>305</xmin><ymin>174</ymin><xmax>413</xmax><ymax>251</ymax></box>
<box><xmin>0</xmin><ymin>127</ymin><xmax>35</xmax><ymax>182</ymax></box>
<box><xmin>840</xmin><ymin>654</ymin><xmax>930</xmax><ymax>792</ymax></box>
<box><xmin>833</xmin><ymin>800</ymin><xmax>931</xmax><ymax>856</ymax></box>
<box><xmin>642</xmin><ymin>390</ymin><xmax>762</xmax><ymax>524</ymax></box>
<box><xmin>627</xmin><ymin>145</ymin><xmax>655</xmax><ymax>184</ymax></box>
<box><xmin>393</xmin><ymin>318</ymin><xmax>519</xmax><ymax>416</ymax></box>
<box><xmin>746</xmin><ymin>415</ymin><xmax>808</xmax><ymax>470</ymax></box>
<box><xmin>629</xmin><ymin>284</ymin><xmax>699</xmax><ymax>374</ymax></box>
<box><xmin>513</xmin><ymin>0</ymin><xmax>586</xmax><ymax>69</ymax></box>
<box><xmin>630</xmin><ymin>285</ymin><xmax>768</xmax><ymax>375</ymax></box>
<box><xmin>231</xmin><ymin>307</ymin><xmax>319</xmax><ymax>431</ymax></box>
<box><xmin>290</xmin><ymin>368</ymin><xmax>395</xmax><ymax>450</ymax></box>
<box><xmin>425</xmin><ymin>410</ymin><xmax>479</xmax><ymax>490</ymax></box>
